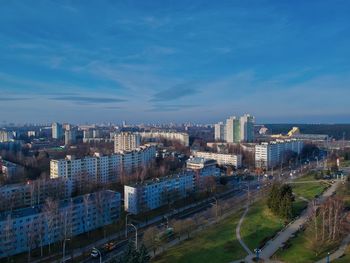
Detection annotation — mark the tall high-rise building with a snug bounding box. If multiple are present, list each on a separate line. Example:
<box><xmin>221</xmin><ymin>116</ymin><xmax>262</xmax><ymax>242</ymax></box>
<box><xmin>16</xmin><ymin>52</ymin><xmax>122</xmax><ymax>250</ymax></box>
<box><xmin>114</xmin><ymin>132</ymin><xmax>141</xmax><ymax>152</ymax></box>
<box><xmin>214</xmin><ymin>122</ymin><xmax>225</xmax><ymax>141</ymax></box>
<box><xmin>65</xmin><ymin>129</ymin><xmax>77</xmax><ymax>145</ymax></box>
<box><xmin>218</xmin><ymin>114</ymin><xmax>255</xmax><ymax>143</ymax></box>
<box><xmin>51</xmin><ymin>122</ymin><xmax>63</xmax><ymax>139</ymax></box>
<box><xmin>240</xmin><ymin>114</ymin><xmax>255</xmax><ymax>142</ymax></box>
<box><xmin>225</xmin><ymin>116</ymin><xmax>241</xmax><ymax>143</ymax></box>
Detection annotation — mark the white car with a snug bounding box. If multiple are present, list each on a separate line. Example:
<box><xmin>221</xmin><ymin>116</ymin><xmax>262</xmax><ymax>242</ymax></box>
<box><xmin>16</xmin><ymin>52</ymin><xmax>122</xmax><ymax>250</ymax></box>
<box><xmin>91</xmin><ymin>248</ymin><xmax>99</xmax><ymax>258</ymax></box>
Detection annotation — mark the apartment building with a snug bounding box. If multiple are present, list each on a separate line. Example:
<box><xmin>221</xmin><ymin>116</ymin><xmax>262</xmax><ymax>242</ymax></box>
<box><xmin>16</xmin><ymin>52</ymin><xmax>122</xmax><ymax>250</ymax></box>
<box><xmin>186</xmin><ymin>157</ymin><xmax>221</xmax><ymax>177</ymax></box>
<box><xmin>255</xmin><ymin>139</ymin><xmax>304</xmax><ymax>169</ymax></box>
<box><xmin>214</xmin><ymin>122</ymin><xmax>225</xmax><ymax>141</ymax></box>
<box><xmin>139</xmin><ymin>131</ymin><xmax>190</xmax><ymax>146</ymax></box>
<box><xmin>124</xmin><ymin>171</ymin><xmax>195</xmax><ymax>214</ymax></box>
<box><xmin>192</xmin><ymin>151</ymin><xmax>242</xmax><ymax>168</ymax></box>
<box><xmin>215</xmin><ymin>114</ymin><xmax>255</xmax><ymax>143</ymax></box>
<box><xmin>51</xmin><ymin>122</ymin><xmax>63</xmax><ymax>139</ymax></box>
<box><xmin>50</xmin><ymin>146</ymin><xmax>156</xmax><ymax>187</ymax></box>
<box><xmin>114</xmin><ymin>132</ymin><xmax>141</xmax><ymax>152</ymax></box>
<box><xmin>0</xmin><ymin>158</ymin><xmax>24</xmax><ymax>179</ymax></box>
<box><xmin>0</xmin><ymin>190</ymin><xmax>121</xmax><ymax>258</ymax></box>
<box><xmin>0</xmin><ymin>178</ymin><xmax>72</xmax><ymax>211</ymax></box>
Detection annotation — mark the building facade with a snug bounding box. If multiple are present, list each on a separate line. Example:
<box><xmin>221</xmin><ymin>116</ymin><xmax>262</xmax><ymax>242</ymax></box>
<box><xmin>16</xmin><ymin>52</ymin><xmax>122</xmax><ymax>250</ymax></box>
<box><xmin>50</xmin><ymin>146</ymin><xmax>156</xmax><ymax>187</ymax></box>
<box><xmin>0</xmin><ymin>190</ymin><xmax>121</xmax><ymax>258</ymax></box>
<box><xmin>139</xmin><ymin>131</ymin><xmax>190</xmax><ymax>147</ymax></box>
<box><xmin>51</xmin><ymin>122</ymin><xmax>63</xmax><ymax>139</ymax></box>
<box><xmin>186</xmin><ymin>157</ymin><xmax>221</xmax><ymax>177</ymax></box>
<box><xmin>64</xmin><ymin>129</ymin><xmax>77</xmax><ymax>145</ymax></box>
<box><xmin>240</xmin><ymin>114</ymin><xmax>255</xmax><ymax>142</ymax></box>
<box><xmin>124</xmin><ymin>171</ymin><xmax>195</xmax><ymax>214</ymax></box>
<box><xmin>215</xmin><ymin>114</ymin><xmax>255</xmax><ymax>143</ymax></box>
<box><xmin>214</xmin><ymin>122</ymin><xmax>225</xmax><ymax>141</ymax></box>
<box><xmin>114</xmin><ymin>132</ymin><xmax>141</xmax><ymax>152</ymax></box>
<box><xmin>0</xmin><ymin>158</ymin><xmax>24</xmax><ymax>179</ymax></box>
<box><xmin>255</xmin><ymin>139</ymin><xmax>304</xmax><ymax>169</ymax></box>
<box><xmin>193</xmin><ymin>151</ymin><xmax>242</xmax><ymax>168</ymax></box>
<box><xmin>225</xmin><ymin>116</ymin><xmax>241</xmax><ymax>143</ymax></box>
<box><xmin>0</xmin><ymin>178</ymin><xmax>72</xmax><ymax>211</ymax></box>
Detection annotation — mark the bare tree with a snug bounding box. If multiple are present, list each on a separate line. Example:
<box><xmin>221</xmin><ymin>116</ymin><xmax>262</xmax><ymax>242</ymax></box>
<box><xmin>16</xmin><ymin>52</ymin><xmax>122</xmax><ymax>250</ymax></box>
<box><xmin>143</xmin><ymin>226</ymin><xmax>161</xmax><ymax>256</ymax></box>
<box><xmin>43</xmin><ymin>198</ymin><xmax>59</xmax><ymax>253</ymax></box>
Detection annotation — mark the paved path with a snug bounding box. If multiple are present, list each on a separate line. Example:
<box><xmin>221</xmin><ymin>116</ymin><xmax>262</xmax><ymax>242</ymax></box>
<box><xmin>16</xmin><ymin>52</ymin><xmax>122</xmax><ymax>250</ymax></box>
<box><xmin>258</xmin><ymin>180</ymin><xmax>341</xmax><ymax>260</ymax></box>
<box><xmin>236</xmin><ymin>205</ymin><xmax>253</xmax><ymax>256</ymax></box>
<box><xmin>315</xmin><ymin>234</ymin><xmax>350</xmax><ymax>263</ymax></box>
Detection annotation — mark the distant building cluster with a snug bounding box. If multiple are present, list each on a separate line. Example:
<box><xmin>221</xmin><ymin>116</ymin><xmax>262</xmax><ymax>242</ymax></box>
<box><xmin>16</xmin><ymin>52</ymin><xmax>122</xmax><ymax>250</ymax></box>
<box><xmin>214</xmin><ymin>114</ymin><xmax>255</xmax><ymax>143</ymax></box>
<box><xmin>255</xmin><ymin>139</ymin><xmax>304</xmax><ymax>169</ymax></box>
<box><xmin>0</xmin><ymin>190</ymin><xmax>121</xmax><ymax>258</ymax></box>
<box><xmin>139</xmin><ymin>131</ymin><xmax>190</xmax><ymax>147</ymax></box>
<box><xmin>0</xmin><ymin>130</ymin><xmax>14</xmax><ymax>143</ymax></box>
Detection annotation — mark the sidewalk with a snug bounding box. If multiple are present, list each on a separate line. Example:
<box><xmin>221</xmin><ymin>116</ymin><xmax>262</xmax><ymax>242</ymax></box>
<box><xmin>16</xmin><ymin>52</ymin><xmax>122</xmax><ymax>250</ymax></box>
<box><xmin>315</xmin><ymin>234</ymin><xmax>350</xmax><ymax>263</ymax></box>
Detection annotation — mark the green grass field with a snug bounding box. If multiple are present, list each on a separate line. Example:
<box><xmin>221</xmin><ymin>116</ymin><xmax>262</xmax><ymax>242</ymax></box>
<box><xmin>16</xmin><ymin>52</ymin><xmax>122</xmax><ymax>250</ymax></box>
<box><xmin>273</xmin><ymin>227</ymin><xmax>340</xmax><ymax>263</ymax></box>
<box><xmin>152</xmin><ymin>210</ymin><xmax>247</xmax><ymax>263</ymax></box>
<box><xmin>240</xmin><ymin>199</ymin><xmax>284</xmax><ymax>250</ymax></box>
<box><xmin>291</xmin><ymin>173</ymin><xmax>329</xmax><ymax>200</ymax></box>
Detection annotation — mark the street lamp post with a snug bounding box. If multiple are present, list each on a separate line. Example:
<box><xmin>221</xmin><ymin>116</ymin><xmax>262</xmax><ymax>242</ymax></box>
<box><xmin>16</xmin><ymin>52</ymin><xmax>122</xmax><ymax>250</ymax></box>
<box><xmin>211</xmin><ymin>196</ymin><xmax>218</xmax><ymax>221</ymax></box>
<box><xmin>92</xmin><ymin>247</ymin><xmax>102</xmax><ymax>263</ymax></box>
<box><xmin>254</xmin><ymin>248</ymin><xmax>261</xmax><ymax>261</ymax></box>
<box><xmin>164</xmin><ymin>215</ymin><xmax>169</xmax><ymax>228</ymax></box>
<box><xmin>62</xmin><ymin>238</ymin><xmax>70</xmax><ymax>263</ymax></box>
<box><xmin>327</xmin><ymin>252</ymin><xmax>330</xmax><ymax>263</ymax></box>
<box><xmin>125</xmin><ymin>213</ymin><xmax>131</xmax><ymax>238</ymax></box>
<box><xmin>127</xmin><ymin>223</ymin><xmax>138</xmax><ymax>249</ymax></box>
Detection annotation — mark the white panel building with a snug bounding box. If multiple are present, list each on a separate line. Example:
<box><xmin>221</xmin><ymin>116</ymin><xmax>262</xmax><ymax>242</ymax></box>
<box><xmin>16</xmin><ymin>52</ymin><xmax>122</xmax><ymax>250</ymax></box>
<box><xmin>139</xmin><ymin>131</ymin><xmax>189</xmax><ymax>147</ymax></box>
<box><xmin>255</xmin><ymin>139</ymin><xmax>304</xmax><ymax>169</ymax></box>
<box><xmin>114</xmin><ymin>132</ymin><xmax>141</xmax><ymax>152</ymax></box>
<box><xmin>124</xmin><ymin>171</ymin><xmax>195</xmax><ymax>214</ymax></box>
<box><xmin>0</xmin><ymin>190</ymin><xmax>121</xmax><ymax>259</ymax></box>
<box><xmin>50</xmin><ymin>146</ymin><xmax>156</xmax><ymax>187</ymax></box>
<box><xmin>214</xmin><ymin>122</ymin><xmax>225</xmax><ymax>141</ymax></box>
<box><xmin>0</xmin><ymin>178</ymin><xmax>72</xmax><ymax>211</ymax></box>
<box><xmin>193</xmin><ymin>151</ymin><xmax>242</xmax><ymax>168</ymax></box>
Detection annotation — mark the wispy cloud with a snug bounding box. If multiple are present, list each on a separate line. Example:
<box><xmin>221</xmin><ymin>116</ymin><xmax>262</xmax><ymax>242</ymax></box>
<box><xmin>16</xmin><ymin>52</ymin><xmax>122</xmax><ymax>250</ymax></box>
<box><xmin>0</xmin><ymin>97</ymin><xmax>30</xmax><ymax>101</ymax></box>
<box><xmin>147</xmin><ymin>104</ymin><xmax>199</xmax><ymax>112</ymax></box>
<box><xmin>151</xmin><ymin>82</ymin><xmax>199</xmax><ymax>102</ymax></box>
<box><xmin>50</xmin><ymin>96</ymin><xmax>126</xmax><ymax>104</ymax></box>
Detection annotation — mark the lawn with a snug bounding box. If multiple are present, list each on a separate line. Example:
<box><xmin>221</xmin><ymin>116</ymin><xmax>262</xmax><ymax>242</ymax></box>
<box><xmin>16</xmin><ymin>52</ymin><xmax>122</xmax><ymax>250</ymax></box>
<box><xmin>240</xmin><ymin>199</ymin><xmax>284</xmax><ymax>250</ymax></box>
<box><xmin>152</xmin><ymin>209</ymin><xmax>247</xmax><ymax>263</ymax></box>
<box><xmin>291</xmin><ymin>173</ymin><xmax>329</xmax><ymax>200</ymax></box>
<box><xmin>292</xmin><ymin>182</ymin><xmax>328</xmax><ymax>200</ymax></box>
<box><xmin>273</xmin><ymin>227</ymin><xmax>340</xmax><ymax>263</ymax></box>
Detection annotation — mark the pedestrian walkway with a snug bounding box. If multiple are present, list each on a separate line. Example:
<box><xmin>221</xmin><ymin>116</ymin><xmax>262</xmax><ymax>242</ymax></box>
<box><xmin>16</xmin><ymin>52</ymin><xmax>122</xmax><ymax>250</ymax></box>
<box><xmin>236</xmin><ymin>205</ymin><xmax>253</xmax><ymax>256</ymax></box>
<box><xmin>315</xmin><ymin>234</ymin><xmax>350</xmax><ymax>263</ymax></box>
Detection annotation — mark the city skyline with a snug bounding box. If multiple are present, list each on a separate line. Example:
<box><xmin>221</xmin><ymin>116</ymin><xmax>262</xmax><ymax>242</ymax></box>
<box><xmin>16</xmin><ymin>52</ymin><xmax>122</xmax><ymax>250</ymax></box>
<box><xmin>1</xmin><ymin>1</ymin><xmax>350</xmax><ymax>123</ymax></box>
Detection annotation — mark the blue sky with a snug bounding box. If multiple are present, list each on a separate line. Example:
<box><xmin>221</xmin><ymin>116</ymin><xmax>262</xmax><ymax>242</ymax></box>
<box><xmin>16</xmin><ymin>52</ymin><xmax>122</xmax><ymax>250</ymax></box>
<box><xmin>1</xmin><ymin>0</ymin><xmax>350</xmax><ymax>124</ymax></box>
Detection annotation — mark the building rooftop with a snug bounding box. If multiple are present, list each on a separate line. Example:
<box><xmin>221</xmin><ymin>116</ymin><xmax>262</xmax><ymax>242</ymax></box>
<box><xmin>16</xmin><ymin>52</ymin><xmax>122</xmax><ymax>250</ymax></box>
<box><xmin>125</xmin><ymin>171</ymin><xmax>194</xmax><ymax>188</ymax></box>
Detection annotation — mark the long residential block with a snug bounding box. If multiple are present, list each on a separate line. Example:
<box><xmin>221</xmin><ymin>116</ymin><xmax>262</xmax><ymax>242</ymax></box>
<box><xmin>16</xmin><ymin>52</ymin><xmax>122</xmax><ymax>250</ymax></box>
<box><xmin>0</xmin><ymin>190</ymin><xmax>121</xmax><ymax>258</ymax></box>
